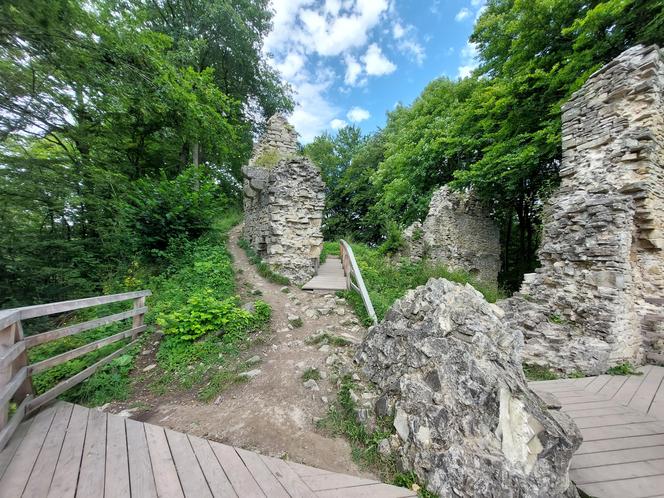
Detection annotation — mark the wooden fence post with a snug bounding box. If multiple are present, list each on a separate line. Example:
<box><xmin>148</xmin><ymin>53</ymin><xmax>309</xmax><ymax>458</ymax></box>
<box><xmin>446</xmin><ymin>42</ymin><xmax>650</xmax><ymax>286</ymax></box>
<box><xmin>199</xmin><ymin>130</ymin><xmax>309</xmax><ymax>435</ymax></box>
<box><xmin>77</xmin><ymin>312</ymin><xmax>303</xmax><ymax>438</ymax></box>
<box><xmin>0</xmin><ymin>320</ymin><xmax>16</xmax><ymax>430</ymax></box>
<box><xmin>0</xmin><ymin>317</ymin><xmax>32</xmax><ymax>430</ymax></box>
<box><xmin>132</xmin><ymin>297</ymin><xmax>146</xmax><ymax>340</ymax></box>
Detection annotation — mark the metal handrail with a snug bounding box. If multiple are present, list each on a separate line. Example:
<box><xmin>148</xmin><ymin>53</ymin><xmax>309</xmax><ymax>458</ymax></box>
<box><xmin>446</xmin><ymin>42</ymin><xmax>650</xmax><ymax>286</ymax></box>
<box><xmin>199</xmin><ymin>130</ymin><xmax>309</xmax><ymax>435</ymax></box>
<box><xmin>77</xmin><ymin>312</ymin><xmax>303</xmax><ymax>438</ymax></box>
<box><xmin>339</xmin><ymin>240</ymin><xmax>378</xmax><ymax>325</ymax></box>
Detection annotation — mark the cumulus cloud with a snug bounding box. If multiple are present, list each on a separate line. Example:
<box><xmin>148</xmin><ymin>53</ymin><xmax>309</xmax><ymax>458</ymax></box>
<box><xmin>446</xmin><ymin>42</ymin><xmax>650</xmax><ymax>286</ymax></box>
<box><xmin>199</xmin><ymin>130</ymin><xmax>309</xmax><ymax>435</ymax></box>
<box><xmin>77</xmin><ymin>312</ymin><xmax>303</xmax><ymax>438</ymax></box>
<box><xmin>458</xmin><ymin>41</ymin><xmax>479</xmax><ymax>79</ymax></box>
<box><xmin>330</xmin><ymin>118</ymin><xmax>348</xmax><ymax>129</ymax></box>
<box><xmin>347</xmin><ymin>106</ymin><xmax>371</xmax><ymax>122</ymax></box>
<box><xmin>392</xmin><ymin>22</ymin><xmax>405</xmax><ymax>39</ymax></box>
<box><xmin>344</xmin><ymin>55</ymin><xmax>364</xmax><ymax>86</ymax></box>
<box><xmin>362</xmin><ymin>43</ymin><xmax>397</xmax><ymax>76</ymax></box>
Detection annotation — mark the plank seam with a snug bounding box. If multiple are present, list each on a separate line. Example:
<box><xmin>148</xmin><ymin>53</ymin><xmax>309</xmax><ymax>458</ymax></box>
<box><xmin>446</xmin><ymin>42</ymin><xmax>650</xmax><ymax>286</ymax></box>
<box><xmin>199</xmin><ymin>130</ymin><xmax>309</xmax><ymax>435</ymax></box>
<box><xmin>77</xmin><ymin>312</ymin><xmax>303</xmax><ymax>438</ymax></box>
<box><xmin>42</xmin><ymin>404</ymin><xmax>75</xmax><ymax>497</ymax></box>
<box><xmin>19</xmin><ymin>406</ymin><xmax>58</xmax><ymax>497</ymax></box>
<box><xmin>574</xmin><ymin>469</ymin><xmax>664</xmax><ymax>486</ymax></box>
<box><xmin>626</xmin><ymin>368</ymin><xmax>654</xmax><ymax>407</ymax></box>
<box><xmin>647</xmin><ymin>374</ymin><xmax>664</xmax><ymax>415</ymax></box>
<box><xmin>573</xmin><ymin>455</ymin><xmax>664</xmax><ymax>470</ymax></box>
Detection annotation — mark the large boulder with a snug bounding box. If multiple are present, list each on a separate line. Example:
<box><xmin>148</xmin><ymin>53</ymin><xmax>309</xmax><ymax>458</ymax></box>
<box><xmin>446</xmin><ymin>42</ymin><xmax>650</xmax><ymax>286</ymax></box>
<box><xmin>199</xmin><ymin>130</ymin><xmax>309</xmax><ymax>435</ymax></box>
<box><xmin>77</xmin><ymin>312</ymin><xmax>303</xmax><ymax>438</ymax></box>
<box><xmin>356</xmin><ymin>278</ymin><xmax>581</xmax><ymax>497</ymax></box>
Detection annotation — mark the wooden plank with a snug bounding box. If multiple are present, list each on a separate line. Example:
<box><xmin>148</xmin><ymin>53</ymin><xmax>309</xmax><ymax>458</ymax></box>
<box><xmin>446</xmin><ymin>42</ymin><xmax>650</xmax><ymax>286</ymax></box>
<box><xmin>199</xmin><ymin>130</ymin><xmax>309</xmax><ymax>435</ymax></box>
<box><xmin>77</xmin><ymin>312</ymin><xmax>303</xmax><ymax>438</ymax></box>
<box><xmin>25</xmin><ymin>308</ymin><xmax>147</xmax><ymax>348</ymax></box>
<box><xmin>76</xmin><ymin>408</ymin><xmax>107</xmax><ymax>497</ymax></box>
<box><xmin>613</xmin><ymin>366</ymin><xmax>653</xmax><ymax>406</ymax></box>
<box><xmin>0</xmin><ymin>341</ymin><xmax>25</xmax><ymax>371</ymax></box>
<box><xmin>581</xmin><ymin>474</ymin><xmax>664</xmax><ymax>498</ymax></box>
<box><xmin>558</xmin><ymin>395</ymin><xmax>614</xmax><ymax>405</ymax></box>
<box><xmin>529</xmin><ymin>376</ymin><xmax>596</xmax><ymax>389</ymax></box>
<box><xmin>571</xmin><ymin>458</ymin><xmax>664</xmax><ymax>485</ymax></box>
<box><xmin>573</xmin><ymin>446</ymin><xmax>664</xmax><ymax>468</ymax></box>
<box><xmin>315</xmin><ymin>483</ymin><xmax>416</xmax><ymax>498</ymax></box>
<box><xmin>0</xmin><ymin>394</ymin><xmax>30</xmax><ymax>450</ymax></box>
<box><xmin>301</xmin><ymin>472</ymin><xmax>378</xmax><ymax>491</ymax></box>
<box><xmin>585</xmin><ymin>375</ymin><xmax>613</xmax><ymax>393</ymax></box>
<box><xmin>165</xmin><ymin>428</ymin><xmax>212</xmax><ymax>498</ymax></box>
<box><xmin>561</xmin><ymin>400</ymin><xmax>620</xmax><ymax>411</ymax></box>
<box><xmin>629</xmin><ymin>367</ymin><xmax>664</xmax><ymax>414</ymax></box>
<box><xmin>566</xmin><ymin>405</ymin><xmax>636</xmax><ymax>418</ymax></box>
<box><xmin>47</xmin><ymin>404</ymin><xmax>89</xmax><ymax>498</ymax></box>
<box><xmin>17</xmin><ymin>290</ymin><xmax>151</xmax><ymax>321</ymax></box>
<box><xmin>574</xmin><ymin>413</ymin><xmax>657</xmax><ymax>429</ymax></box>
<box><xmin>287</xmin><ymin>461</ymin><xmax>333</xmax><ymax>478</ymax></box>
<box><xmin>105</xmin><ymin>413</ymin><xmax>130</xmax><ymax>498</ymax></box>
<box><xmin>576</xmin><ymin>434</ymin><xmax>664</xmax><ymax>454</ymax></box>
<box><xmin>188</xmin><ymin>435</ymin><xmax>237</xmax><ymax>498</ymax></box>
<box><xmin>29</xmin><ymin>326</ymin><xmax>142</xmax><ymax>375</ymax></box>
<box><xmin>126</xmin><ymin>418</ymin><xmax>157</xmax><ymax>498</ymax></box>
<box><xmin>597</xmin><ymin>375</ymin><xmax>630</xmax><ymax>399</ymax></box>
<box><xmin>236</xmin><ymin>447</ymin><xmax>289</xmax><ymax>498</ymax></box>
<box><xmin>0</xmin><ymin>367</ymin><xmax>27</xmax><ymax>408</ymax></box>
<box><xmin>144</xmin><ymin>424</ymin><xmax>184</xmax><ymax>498</ymax></box>
<box><xmin>581</xmin><ymin>422</ymin><xmax>664</xmax><ymax>441</ymax></box>
<box><xmin>28</xmin><ymin>337</ymin><xmax>141</xmax><ymax>413</ymax></box>
<box><xmin>21</xmin><ymin>402</ymin><xmax>73</xmax><ymax>497</ymax></box>
<box><xmin>209</xmin><ymin>441</ymin><xmax>265</xmax><ymax>497</ymax></box>
<box><xmin>648</xmin><ymin>377</ymin><xmax>664</xmax><ymax>418</ymax></box>
<box><xmin>0</xmin><ymin>417</ymin><xmax>33</xmax><ymax>480</ymax></box>
<box><xmin>0</xmin><ymin>404</ymin><xmax>56</xmax><ymax>496</ymax></box>
<box><xmin>259</xmin><ymin>454</ymin><xmax>316</xmax><ymax>497</ymax></box>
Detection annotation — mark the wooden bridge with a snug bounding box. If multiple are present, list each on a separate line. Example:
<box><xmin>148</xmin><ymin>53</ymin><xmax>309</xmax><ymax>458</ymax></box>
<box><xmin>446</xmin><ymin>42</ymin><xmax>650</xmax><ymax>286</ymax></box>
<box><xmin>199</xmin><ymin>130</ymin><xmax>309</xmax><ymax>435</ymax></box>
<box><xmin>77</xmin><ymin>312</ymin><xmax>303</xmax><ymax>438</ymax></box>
<box><xmin>0</xmin><ymin>291</ymin><xmax>412</xmax><ymax>497</ymax></box>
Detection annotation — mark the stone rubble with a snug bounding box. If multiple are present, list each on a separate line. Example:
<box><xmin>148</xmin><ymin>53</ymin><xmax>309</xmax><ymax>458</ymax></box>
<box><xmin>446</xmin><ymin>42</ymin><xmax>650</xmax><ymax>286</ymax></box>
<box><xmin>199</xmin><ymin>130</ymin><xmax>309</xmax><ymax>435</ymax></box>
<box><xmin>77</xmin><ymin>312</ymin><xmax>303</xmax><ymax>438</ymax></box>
<box><xmin>356</xmin><ymin>278</ymin><xmax>582</xmax><ymax>497</ymax></box>
<box><xmin>501</xmin><ymin>45</ymin><xmax>664</xmax><ymax>374</ymax></box>
<box><xmin>402</xmin><ymin>186</ymin><xmax>501</xmax><ymax>283</ymax></box>
<box><xmin>242</xmin><ymin>114</ymin><xmax>325</xmax><ymax>285</ymax></box>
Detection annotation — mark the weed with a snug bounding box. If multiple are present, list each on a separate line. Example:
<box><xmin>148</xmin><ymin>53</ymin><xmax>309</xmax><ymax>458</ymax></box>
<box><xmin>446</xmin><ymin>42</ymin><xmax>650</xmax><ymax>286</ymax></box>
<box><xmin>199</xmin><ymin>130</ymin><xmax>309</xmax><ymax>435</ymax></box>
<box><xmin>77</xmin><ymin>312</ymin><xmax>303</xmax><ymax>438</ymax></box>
<box><xmin>607</xmin><ymin>362</ymin><xmax>642</xmax><ymax>376</ymax></box>
<box><xmin>306</xmin><ymin>333</ymin><xmax>350</xmax><ymax>347</ymax></box>
<box><xmin>302</xmin><ymin>368</ymin><xmax>321</xmax><ymax>382</ymax></box>
<box><xmin>523</xmin><ymin>363</ymin><xmax>559</xmax><ymax>381</ymax></box>
<box><xmin>290</xmin><ymin>317</ymin><xmax>304</xmax><ymax>328</ymax></box>
<box><xmin>548</xmin><ymin>313</ymin><xmax>565</xmax><ymax>324</ymax></box>
<box><xmin>238</xmin><ymin>238</ymin><xmax>291</xmax><ymax>285</ymax></box>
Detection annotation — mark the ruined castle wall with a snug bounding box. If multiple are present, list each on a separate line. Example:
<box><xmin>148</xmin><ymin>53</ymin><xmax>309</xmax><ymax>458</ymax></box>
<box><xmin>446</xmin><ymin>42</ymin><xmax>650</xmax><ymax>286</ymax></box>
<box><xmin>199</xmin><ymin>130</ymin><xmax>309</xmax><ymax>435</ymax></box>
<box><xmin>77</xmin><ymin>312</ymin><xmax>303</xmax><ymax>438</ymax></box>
<box><xmin>403</xmin><ymin>186</ymin><xmax>501</xmax><ymax>284</ymax></box>
<box><xmin>502</xmin><ymin>45</ymin><xmax>664</xmax><ymax>373</ymax></box>
<box><xmin>242</xmin><ymin>115</ymin><xmax>325</xmax><ymax>285</ymax></box>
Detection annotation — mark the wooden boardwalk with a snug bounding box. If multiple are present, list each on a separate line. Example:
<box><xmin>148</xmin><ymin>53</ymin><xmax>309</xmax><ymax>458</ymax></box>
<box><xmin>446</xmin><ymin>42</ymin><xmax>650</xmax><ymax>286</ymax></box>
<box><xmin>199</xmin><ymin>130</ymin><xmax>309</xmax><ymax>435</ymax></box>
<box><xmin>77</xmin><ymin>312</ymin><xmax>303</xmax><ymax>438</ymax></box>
<box><xmin>531</xmin><ymin>365</ymin><xmax>664</xmax><ymax>498</ymax></box>
<box><xmin>302</xmin><ymin>257</ymin><xmax>347</xmax><ymax>291</ymax></box>
<box><xmin>0</xmin><ymin>402</ymin><xmax>415</xmax><ymax>498</ymax></box>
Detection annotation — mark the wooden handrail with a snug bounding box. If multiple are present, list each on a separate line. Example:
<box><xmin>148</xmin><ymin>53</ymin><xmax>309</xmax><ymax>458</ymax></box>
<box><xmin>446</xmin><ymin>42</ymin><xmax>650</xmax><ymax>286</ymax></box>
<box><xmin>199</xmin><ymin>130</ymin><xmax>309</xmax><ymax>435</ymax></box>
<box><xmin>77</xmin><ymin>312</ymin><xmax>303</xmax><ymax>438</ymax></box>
<box><xmin>0</xmin><ymin>290</ymin><xmax>151</xmax><ymax>449</ymax></box>
<box><xmin>339</xmin><ymin>240</ymin><xmax>378</xmax><ymax>325</ymax></box>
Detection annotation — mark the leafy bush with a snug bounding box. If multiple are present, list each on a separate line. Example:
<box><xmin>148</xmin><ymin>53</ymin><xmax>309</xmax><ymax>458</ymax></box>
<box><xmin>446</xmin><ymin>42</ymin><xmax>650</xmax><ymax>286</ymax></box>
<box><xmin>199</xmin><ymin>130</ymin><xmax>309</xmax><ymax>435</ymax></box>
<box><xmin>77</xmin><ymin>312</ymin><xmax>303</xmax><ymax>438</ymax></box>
<box><xmin>607</xmin><ymin>362</ymin><xmax>642</xmax><ymax>376</ymax></box>
<box><xmin>123</xmin><ymin>166</ymin><xmax>227</xmax><ymax>258</ymax></box>
<box><xmin>378</xmin><ymin>220</ymin><xmax>405</xmax><ymax>256</ymax></box>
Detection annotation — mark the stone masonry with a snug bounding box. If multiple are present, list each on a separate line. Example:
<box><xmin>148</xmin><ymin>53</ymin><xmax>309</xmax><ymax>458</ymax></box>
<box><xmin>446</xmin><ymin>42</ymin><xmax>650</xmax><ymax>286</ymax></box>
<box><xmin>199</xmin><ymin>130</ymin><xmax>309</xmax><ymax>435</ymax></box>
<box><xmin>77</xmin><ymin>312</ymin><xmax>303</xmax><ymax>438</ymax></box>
<box><xmin>402</xmin><ymin>186</ymin><xmax>501</xmax><ymax>283</ymax></box>
<box><xmin>356</xmin><ymin>279</ymin><xmax>581</xmax><ymax>497</ymax></box>
<box><xmin>501</xmin><ymin>45</ymin><xmax>664</xmax><ymax>374</ymax></box>
<box><xmin>242</xmin><ymin>115</ymin><xmax>325</xmax><ymax>285</ymax></box>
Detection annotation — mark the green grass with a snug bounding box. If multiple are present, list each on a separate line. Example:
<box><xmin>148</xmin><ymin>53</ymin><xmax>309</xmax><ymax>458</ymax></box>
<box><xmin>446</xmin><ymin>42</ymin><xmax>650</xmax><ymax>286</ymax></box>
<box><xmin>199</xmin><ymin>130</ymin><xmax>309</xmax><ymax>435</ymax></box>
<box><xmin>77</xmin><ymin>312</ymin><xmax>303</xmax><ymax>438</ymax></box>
<box><xmin>607</xmin><ymin>362</ymin><xmax>642</xmax><ymax>376</ymax></box>
<box><xmin>523</xmin><ymin>363</ymin><xmax>559</xmax><ymax>381</ymax></box>
<box><xmin>238</xmin><ymin>238</ymin><xmax>291</xmax><ymax>286</ymax></box>
<box><xmin>320</xmin><ymin>241</ymin><xmax>505</xmax><ymax>326</ymax></box>
<box><xmin>289</xmin><ymin>317</ymin><xmax>304</xmax><ymax>328</ymax></box>
<box><xmin>318</xmin><ymin>376</ymin><xmax>437</xmax><ymax>497</ymax></box>
<box><xmin>305</xmin><ymin>333</ymin><xmax>351</xmax><ymax>347</ymax></box>
<box><xmin>301</xmin><ymin>368</ymin><xmax>321</xmax><ymax>382</ymax></box>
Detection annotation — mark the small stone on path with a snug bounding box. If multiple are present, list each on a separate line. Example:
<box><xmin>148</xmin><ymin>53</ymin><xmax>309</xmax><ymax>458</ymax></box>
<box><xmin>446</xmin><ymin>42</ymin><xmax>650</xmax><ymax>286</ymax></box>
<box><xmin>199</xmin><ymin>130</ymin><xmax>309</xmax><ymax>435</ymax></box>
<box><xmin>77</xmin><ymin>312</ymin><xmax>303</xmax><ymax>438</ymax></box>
<box><xmin>303</xmin><ymin>379</ymin><xmax>319</xmax><ymax>391</ymax></box>
<box><xmin>239</xmin><ymin>369</ymin><xmax>261</xmax><ymax>379</ymax></box>
<box><xmin>142</xmin><ymin>364</ymin><xmax>156</xmax><ymax>372</ymax></box>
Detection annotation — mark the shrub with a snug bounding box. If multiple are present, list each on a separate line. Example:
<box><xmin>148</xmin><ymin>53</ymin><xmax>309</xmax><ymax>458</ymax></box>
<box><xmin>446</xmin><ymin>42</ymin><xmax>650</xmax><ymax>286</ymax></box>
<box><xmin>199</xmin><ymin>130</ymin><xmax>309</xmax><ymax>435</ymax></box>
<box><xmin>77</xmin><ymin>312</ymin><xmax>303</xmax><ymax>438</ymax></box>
<box><xmin>378</xmin><ymin>220</ymin><xmax>405</xmax><ymax>256</ymax></box>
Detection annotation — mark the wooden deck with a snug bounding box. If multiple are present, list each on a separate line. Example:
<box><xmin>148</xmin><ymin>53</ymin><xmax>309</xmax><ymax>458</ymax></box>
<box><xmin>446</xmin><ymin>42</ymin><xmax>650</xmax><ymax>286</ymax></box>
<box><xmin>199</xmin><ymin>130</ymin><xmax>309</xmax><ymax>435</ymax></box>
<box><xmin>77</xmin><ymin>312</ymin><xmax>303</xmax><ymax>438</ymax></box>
<box><xmin>0</xmin><ymin>402</ymin><xmax>415</xmax><ymax>498</ymax></box>
<box><xmin>302</xmin><ymin>257</ymin><xmax>347</xmax><ymax>291</ymax></box>
<box><xmin>531</xmin><ymin>365</ymin><xmax>664</xmax><ymax>498</ymax></box>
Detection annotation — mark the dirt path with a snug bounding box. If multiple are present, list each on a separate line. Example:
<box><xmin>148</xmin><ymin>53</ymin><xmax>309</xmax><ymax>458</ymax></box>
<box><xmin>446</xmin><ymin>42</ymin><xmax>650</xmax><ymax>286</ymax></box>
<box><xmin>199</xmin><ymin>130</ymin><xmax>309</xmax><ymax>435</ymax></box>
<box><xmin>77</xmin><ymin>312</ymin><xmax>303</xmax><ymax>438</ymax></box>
<box><xmin>115</xmin><ymin>225</ymin><xmax>371</xmax><ymax>476</ymax></box>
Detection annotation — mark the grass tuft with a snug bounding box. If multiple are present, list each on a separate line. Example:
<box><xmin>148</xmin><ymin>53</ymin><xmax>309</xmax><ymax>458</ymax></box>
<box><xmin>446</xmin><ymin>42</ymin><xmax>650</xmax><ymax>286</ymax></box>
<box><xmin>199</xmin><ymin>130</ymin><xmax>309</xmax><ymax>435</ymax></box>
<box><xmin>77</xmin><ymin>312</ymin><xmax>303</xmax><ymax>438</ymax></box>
<box><xmin>238</xmin><ymin>238</ymin><xmax>291</xmax><ymax>285</ymax></box>
<box><xmin>301</xmin><ymin>368</ymin><xmax>321</xmax><ymax>382</ymax></box>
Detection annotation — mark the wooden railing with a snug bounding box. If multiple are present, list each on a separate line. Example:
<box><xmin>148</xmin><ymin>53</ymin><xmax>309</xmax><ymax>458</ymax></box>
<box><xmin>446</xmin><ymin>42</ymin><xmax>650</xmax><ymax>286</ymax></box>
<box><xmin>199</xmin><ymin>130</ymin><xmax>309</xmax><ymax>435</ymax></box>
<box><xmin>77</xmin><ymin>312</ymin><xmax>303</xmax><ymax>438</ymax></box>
<box><xmin>0</xmin><ymin>290</ymin><xmax>151</xmax><ymax>448</ymax></box>
<box><xmin>339</xmin><ymin>240</ymin><xmax>378</xmax><ymax>325</ymax></box>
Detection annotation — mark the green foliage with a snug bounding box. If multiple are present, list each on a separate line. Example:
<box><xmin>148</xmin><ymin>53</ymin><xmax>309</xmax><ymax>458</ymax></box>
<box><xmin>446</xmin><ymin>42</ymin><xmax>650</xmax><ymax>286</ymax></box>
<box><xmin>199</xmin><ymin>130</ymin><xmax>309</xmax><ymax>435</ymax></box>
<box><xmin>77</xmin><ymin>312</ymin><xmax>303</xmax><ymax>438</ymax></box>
<box><xmin>548</xmin><ymin>313</ymin><xmax>565</xmax><ymax>324</ymax></box>
<box><xmin>378</xmin><ymin>220</ymin><xmax>406</xmax><ymax>256</ymax></box>
<box><xmin>289</xmin><ymin>317</ymin><xmax>304</xmax><ymax>328</ymax></box>
<box><xmin>305</xmin><ymin>333</ymin><xmax>351</xmax><ymax>347</ymax></box>
<box><xmin>335</xmin><ymin>241</ymin><xmax>504</xmax><ymax>325</ymax></box>
<box><xmin>523</xmin><ymin>364</ymin><xmax>559</xmax><ymax>381</ymax></box>
<box><xmin>607</xmin><ymin>362</ymin><xmax>642</xmax><ymax>376</ymax></box>
<box><xmin>238</xmin><ymin>238</ymin><xmax>291</xmax><ymax>286</ymax></box>
<box><xmin>301</xmin><ymin>368</ymin><xmax>321</xmax><ymax>382</ymax></box>
<box><xmin>253</xmin><ymin>150</ymin><xmax>282</xmax><ymax>168</ymax></box>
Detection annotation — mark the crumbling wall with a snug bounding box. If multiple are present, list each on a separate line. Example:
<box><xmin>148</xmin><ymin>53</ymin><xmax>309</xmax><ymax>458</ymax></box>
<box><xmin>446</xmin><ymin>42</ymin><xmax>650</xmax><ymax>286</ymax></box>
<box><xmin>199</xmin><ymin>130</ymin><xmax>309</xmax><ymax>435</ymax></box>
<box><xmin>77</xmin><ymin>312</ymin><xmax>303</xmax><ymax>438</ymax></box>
<box><xmin>402</xmin><ymin>186</ymin><xmax>500</xmax><ymax>283</ymax></box>
<box><xmin>356</xmin><ymin>279</ymin><xmax>581</xmax><ymax>497</ymax></box>
<box><xmin>242</xmin><ymin>115</ymin><xmax>325</xmax><ymax>285</ymax></box>
<box><xmin>501</xmin><ymin>45</ymin><xmax>664</xmax><ymax>374</ymax></box>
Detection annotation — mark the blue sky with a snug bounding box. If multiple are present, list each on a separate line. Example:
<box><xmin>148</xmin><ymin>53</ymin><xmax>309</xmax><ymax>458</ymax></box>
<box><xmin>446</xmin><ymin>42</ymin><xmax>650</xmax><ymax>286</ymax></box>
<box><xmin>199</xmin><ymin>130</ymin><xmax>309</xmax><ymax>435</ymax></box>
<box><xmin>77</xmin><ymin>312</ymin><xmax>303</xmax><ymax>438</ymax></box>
<box><xmin>264</xmin><ymin>0</ymin><xmax>486</xmax><ymax>142</ymax></box>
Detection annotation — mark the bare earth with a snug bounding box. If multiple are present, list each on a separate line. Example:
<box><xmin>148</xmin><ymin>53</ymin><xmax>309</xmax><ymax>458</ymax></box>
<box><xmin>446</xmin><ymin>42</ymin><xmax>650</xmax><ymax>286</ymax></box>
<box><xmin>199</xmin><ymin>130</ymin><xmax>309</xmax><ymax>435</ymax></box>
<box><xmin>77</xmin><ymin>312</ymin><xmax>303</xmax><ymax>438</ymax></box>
<box><xmin>107</xmin><ymin>225</ymin><xmax>371</xmax><ymax>477</ymax></box>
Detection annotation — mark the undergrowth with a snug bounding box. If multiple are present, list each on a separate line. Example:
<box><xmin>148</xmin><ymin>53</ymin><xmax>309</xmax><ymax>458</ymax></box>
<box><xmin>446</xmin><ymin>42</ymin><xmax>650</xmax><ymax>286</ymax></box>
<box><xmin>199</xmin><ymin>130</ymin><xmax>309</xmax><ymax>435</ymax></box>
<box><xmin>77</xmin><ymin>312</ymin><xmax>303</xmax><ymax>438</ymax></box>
<box><xmin>606</xmin><ymin>362</ymin><xmax>642</xmax><ymax>376</ymax></box>
<box><xmin>522</xmin><ymin>363</ymin><xmax>559</xmax><ymax>381</ymax></box>
<box><xmin>318</xmin><ymin>376</ymin><xmax>436</xmax><ymax>497</ymax></box>
<box><xmin>301</xmin><ymin>368</ymin><xmax>321</xmax><ymax>382</ymax></box>
<box><xmin>238</xmin><ymin>238</ymin><xmax>290</xmax><ymax>285</ymax></box>
<box><xmin>320</xmin><ymin>241</ymin><xmax>505</xmax><ymax>325</ymax></box>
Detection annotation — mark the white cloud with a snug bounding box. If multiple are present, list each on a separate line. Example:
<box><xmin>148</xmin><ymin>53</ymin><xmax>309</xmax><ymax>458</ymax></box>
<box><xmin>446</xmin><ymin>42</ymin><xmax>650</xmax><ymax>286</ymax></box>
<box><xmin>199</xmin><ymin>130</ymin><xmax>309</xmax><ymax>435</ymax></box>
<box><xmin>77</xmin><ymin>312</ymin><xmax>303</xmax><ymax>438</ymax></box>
<box><xmin>471</xmin><ymin>0</ymin><xmax>485</xmax><ymax>6</ymax></box>
<box><xmin>392</xmin><ymin>22</ymin><xmax>405</xmax><ymax>39</ymax></box>
<box><xmin>430</xmin><ymin>0</ymin><xmax>441</xmax><ymax>15</ymax></box>
<box><xmin>455</xmin><ymin>8</ymin><xmax>472</xmax><ymax>21</ymax></box>
<box><xmin>347</xmin><ymin>106</ymin><xmax>370</xmax><ymax>122</ymax></box>
<box><xmin>362</xmin><ymin>43</ymin><xmax>396</xmax><ymax>76</ymax></box>
<box><xmin>399</xmin><ymin>39</ymin><xmax>425</xmax><ymax>65</ymax></box>
<box><xmin>458</xmin><ymin>41</ymin><xmax>479</xmax><ymax>79</ymax></box>
<box><xmin>344</xmin><ymin>55</ymin><xmax>364</xmax><ymax>86</ymax></box>
<box><xmin>330</xmin><ymin>118</ymin><xmax>348</xmax><ymax>129</ymax></box>
<box><xmin>275</xmin><ymin>52</ymin><xmax>306</xmax><ymax>80</ymax></box>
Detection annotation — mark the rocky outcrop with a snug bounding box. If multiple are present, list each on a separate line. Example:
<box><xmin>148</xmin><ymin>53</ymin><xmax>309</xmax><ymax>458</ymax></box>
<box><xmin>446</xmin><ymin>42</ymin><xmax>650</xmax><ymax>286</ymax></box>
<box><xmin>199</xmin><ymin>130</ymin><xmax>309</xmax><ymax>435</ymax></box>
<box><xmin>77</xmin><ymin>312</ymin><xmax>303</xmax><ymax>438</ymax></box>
<box><xmin>356</xmin><ymin>278</ymin><xmax>582</xmax><ymax>497</ymax></box>
<box><xmin>242</xmin><ymin>115</ymin><xmax>325</xmax><ymax>284</ymax></box>
<box><xmin>402</xmin><ymin>186</ymin><xmax>500</xmax><ymax>284</ymax></box>
<box><xmin>501</xmin><ymin>45</ymin><xmax>664</xmax><ymax>374</ymax></box>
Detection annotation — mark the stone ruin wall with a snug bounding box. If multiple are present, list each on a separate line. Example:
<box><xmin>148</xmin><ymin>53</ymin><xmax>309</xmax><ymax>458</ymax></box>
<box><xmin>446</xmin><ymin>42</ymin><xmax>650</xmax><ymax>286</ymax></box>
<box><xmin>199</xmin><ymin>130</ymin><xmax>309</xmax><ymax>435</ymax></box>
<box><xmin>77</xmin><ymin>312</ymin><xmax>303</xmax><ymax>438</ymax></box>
<box><xmin>242</xmin><ymin>115</ymin><xmax>325</xmax><ymax>285</ymax></box>
<box><xmin>502</xmin><ymin>45</ymin><xmax>664</xmax><ymax>374</ymax></box>
<box><xmin>402</xmin><ymin>186</ymin><xmax>501</xmax><ymax>284</ymax></box>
